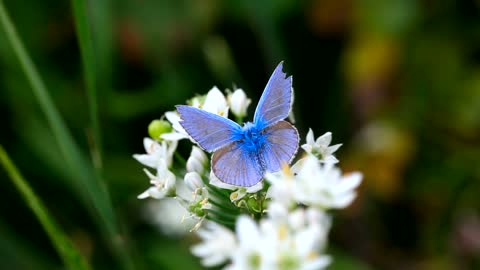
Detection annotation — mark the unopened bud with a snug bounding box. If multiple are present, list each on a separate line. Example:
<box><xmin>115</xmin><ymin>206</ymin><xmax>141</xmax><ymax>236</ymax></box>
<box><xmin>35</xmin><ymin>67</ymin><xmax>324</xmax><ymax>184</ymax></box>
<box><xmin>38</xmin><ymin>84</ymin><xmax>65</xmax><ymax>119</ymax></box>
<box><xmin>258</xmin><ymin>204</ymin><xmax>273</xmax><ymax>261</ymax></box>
<box><xmin>148</xmin><ymin>119</ymin><xmax>172</xmax><ymax>140</ymax></box>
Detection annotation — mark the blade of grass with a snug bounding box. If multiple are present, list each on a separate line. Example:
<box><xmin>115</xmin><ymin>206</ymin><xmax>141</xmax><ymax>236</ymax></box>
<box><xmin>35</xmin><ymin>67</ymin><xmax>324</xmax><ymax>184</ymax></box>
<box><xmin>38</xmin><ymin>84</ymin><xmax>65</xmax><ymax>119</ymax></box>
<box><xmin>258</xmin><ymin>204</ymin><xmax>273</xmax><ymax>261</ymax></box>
<box><xmin>0</xmin><ymin>146</ymin><xmax>91</xmax><ymax>270</ymax></box>
<box><xmin>0</xmin><ymin>0</ymin><xmax>113</xmax><ymax>234</ymax></box>
<box><xmin>70</xmin><ymin>2</ymin><xmax>138</xmax><ymax>269</ymax></box>
<box><xmin>71</xmin><ymin>0</ymin><xmax>102</xmax><ymax>169</ymax></box>
<box><xmin>0</xmin><ymin>2</ymin><xmax>134</xmax><ymax>269</ymax></box>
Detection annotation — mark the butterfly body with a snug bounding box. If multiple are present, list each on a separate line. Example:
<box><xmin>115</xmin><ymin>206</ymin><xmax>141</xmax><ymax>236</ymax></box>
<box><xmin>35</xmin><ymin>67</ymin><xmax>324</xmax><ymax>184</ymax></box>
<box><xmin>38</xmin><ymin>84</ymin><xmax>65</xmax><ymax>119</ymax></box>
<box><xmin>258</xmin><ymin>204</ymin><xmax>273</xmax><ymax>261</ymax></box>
<box><xmin>236</xmin><ymin>122</ymin><xmax>267</xmax><ymax>152</ymax></box>
<box><xmin>177</xmin><ymin>62</ymin><xmax>299</xmax><ymax>187</ymax></box>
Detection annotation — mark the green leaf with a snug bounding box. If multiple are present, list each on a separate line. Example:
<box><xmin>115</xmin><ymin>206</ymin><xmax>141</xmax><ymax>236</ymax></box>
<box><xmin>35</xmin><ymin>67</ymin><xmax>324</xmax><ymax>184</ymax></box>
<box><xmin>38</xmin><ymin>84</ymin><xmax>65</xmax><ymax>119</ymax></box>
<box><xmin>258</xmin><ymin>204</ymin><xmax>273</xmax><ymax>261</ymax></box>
<box><xmin>71</xmin><ymin>0</ymin><xmax>104</xmax><ymax>168</ymax></box>
<box><xmin>0</xmin><ymin>146</ymin><xmax>91</xmax><ymax>270</ymax></box>
<box><xmin>0</xmin><ymin>2</ymin><xmax>134</xmax><ymax>269</ymax></box>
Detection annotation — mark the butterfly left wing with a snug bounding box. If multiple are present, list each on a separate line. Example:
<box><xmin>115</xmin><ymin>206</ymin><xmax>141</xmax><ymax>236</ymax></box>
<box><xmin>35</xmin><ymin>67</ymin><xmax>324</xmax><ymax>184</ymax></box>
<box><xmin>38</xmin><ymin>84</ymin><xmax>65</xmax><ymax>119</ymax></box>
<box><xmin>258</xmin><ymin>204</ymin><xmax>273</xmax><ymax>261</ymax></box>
<box><xmin>212</xmin><ymin>143</ymin><xmax>264</xmax><ymax>187</ymax></box>
<box><xmin>261</xmin><ymin>120</ymin><xmax>299</xmax><ymax>172</ymax></box>
<box><xmin>253</xmin><ymin>62</ymin><xmax>293</xmax><ymax>127</ymax></box>
<box><xmin>177</xmin><ymin>105</ymin><xmax>241</xmax><ymax>152</ymax></box>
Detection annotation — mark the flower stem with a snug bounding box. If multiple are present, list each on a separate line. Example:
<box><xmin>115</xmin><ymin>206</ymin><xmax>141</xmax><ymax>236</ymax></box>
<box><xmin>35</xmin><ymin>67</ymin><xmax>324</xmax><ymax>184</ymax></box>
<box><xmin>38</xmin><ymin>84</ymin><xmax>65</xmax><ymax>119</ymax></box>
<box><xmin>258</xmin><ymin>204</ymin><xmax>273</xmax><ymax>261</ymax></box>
<box><xmin>174</xmin><ymin>152</ymin><xmax>187</xmax><ymax>167</ymax></box>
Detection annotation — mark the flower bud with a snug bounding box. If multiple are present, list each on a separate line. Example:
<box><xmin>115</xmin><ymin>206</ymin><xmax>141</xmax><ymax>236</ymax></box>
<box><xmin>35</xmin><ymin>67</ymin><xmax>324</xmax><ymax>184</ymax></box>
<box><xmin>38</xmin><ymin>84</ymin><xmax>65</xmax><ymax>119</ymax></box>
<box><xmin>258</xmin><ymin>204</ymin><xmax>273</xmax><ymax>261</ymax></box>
<box><xmin>185</xmin><ymin>172</ymin><xmax>204</xmax><ymax>191</ymax></box>
<box><xmin>203</xmin><ymin>87</ymin><xmax>229</xmax><ymax>117</ymax></box>
<box><xmin>228</xmin><ymin>89</ymin><xmax>251</xmax><ymax>118</ymax></box>
<box><xmin>247</xmin><ymin>196</ymin><xmax>261</xmax><ymax>213</ymax></box>
<box><xmin>186</xmin><ymin>146</ymin><xmax>208</xmax><ymax>174</ymax></box>
<box><xmin>148</xmin><ymin>119</ymin><xmax>172</xmax><ymax>141</ymax></box>
<box><xmin>230</xmin><ymin>188</ymin><xmax>247</xmax><ymax>202</ymax></box>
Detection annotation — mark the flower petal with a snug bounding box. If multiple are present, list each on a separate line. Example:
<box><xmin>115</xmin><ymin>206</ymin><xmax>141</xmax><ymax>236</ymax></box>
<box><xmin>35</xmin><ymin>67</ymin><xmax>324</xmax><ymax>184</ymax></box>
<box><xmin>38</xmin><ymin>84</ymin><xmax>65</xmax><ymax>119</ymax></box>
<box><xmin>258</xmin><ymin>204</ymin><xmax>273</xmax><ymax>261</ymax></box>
<box><xmin>335</xmin><ymin>172</ymin><xmax>362</xmax><ymax>194</ymax></box>
<box><xmin>133</xmin><ymin>154</ymin><xmax>157</xmax><ymax>168</ymax></box>
<box><xmin>306</xmin><ymin>129</ymin><xmax>315</xmax><ymax>145</ymax></box>
<box><xmin>315</xmin><ymin>132</ymin><xmax>332</xmax><ymax>146</ymax></box>
<box><xmin>236</xmin><ymin>216</ymin><xmax>259</xmax><ymax>247</ymax></box>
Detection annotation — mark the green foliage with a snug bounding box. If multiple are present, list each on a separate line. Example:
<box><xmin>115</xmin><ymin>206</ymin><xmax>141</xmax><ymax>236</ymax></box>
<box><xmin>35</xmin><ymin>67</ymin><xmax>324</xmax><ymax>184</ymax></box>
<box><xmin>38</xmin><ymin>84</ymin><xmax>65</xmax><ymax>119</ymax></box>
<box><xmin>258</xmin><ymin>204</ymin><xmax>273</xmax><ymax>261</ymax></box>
<box><xmin>0</xmin><ymin>0</ymin><xmax>479</xmax><ymax>269</ymax></box>
<box><xmin>0</xmin><ymin>146</ymin><xmax>91</xmax><ymax>270</ymax></box>
<box><xmin>0</xmin><ymin>1</ymin><xmax>132</xmax><ymax>268</ymax></box>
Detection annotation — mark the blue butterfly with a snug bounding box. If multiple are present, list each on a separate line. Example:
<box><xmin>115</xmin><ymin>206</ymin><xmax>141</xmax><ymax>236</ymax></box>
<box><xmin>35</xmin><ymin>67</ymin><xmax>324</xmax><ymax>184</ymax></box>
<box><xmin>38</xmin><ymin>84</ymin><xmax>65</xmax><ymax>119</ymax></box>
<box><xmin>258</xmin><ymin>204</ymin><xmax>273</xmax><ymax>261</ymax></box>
<box><xmin>177</xmin><ymin>62</ymin><xmax>299</xmax><ymax>187</ymax></box>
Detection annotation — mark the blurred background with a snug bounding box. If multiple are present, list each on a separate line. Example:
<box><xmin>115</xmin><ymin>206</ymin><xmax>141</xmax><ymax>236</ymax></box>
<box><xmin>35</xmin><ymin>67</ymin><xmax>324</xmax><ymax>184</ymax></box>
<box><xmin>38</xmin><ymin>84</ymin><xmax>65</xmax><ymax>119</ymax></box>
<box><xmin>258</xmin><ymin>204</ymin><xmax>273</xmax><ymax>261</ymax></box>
<box><xmin>1</xmin><ymin>0</ymin><xmax>479</xmax><ymax>269</ymax></box>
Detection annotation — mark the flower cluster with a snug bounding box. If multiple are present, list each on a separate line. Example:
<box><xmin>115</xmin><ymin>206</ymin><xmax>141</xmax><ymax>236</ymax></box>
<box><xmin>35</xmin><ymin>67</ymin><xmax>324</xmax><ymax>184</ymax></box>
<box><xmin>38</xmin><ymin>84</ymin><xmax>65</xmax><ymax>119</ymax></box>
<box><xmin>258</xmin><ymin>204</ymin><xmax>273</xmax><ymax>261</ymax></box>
<box><xmin>134</xmin><ymin>86</ymin><xmax>362</xmax><ymax>269</ymax></box>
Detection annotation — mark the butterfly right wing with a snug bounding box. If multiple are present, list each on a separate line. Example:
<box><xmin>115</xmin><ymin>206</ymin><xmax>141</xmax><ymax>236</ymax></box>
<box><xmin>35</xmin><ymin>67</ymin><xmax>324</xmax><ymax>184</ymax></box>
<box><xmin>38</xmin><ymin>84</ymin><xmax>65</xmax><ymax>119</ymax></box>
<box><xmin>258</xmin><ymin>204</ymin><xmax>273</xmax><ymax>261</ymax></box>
<box><xmin>253</xmin><ymin>62</ymin><xmax>293</xmax><ymax>128</ymax></box>
<box><xmin>212</xmin><ymin>142</ymin><xmax>264</xmax><ymax>187</ymax></box>
<box><xmin>176</xmin><ymin>105</ymin><xmax>241</xmax><ymax>152</ymax></box>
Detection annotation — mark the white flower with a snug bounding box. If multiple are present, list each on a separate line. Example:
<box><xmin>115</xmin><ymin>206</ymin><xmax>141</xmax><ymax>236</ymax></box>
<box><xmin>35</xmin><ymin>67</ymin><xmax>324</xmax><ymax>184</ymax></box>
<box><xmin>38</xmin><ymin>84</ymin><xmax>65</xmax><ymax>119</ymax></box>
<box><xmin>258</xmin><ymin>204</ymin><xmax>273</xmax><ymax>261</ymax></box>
<box><xmin>225</xmin><ymin>216</ymin><xmax>273</xmax><ymax>270</ymax></box>
<box><xmin>176</xmin><ymin>172</ymin><xmax>212</xmax><ymax>231</ymax></box>
<box><xmin>202</xmin><ymin>86</ymin><xmax>229</xmax><ymax>117</ymax></box>
<box><xmin>161</xmin><ymin>111</ymin><xmax>190</xmax><ymax>141</ymax></box>
<box><xmin>265</xmin><ymin>166</ymin><xmax>297</xmax><ymax>209</ymax></box>
<box><xmin>133</xmin><ymin>137</ymin><xmax>177</xmax><ymax>168</ymax></box>
<box><xmin>294</xmin><ymin>156</ymin><xmax>362</xmax><ymax>209</ymax></box>
<box><xmin>287</xmin><ymin>208</ymin><xmax>331</xmax><ymax>252</ymax></box>
<box><xmin>301</xmin><ymin>129</ymin><xmax>342</xmax><ymax>164</ymax></box>
<box><xmin>143</xmin><ymin>198</ymin><xmax>195</xmax><ymax>237</ymax></box>
<box><xmin>226</xmin><ymin>215</ymin><xmax>331</xmax><ymax>270</ymax></box>
<box><xmin>191</xmin><ymin>221</ymin><xmax>237</xmax><ymax>267</ymax></box>
<box><xmin>227</xmin><ymin>89</ymin><xmax>251</xmax><ymax>118</ymax></box>
<box><xmin>137</xmin><ymin>160</ymin><xmax>176</xmax><ymax>199</ymax></box>
<box><xmin>266</xmin><ymin>207</ymin><xmax>331</xmax><ymax>270</ymax></box>
<box><xmin>209</xmin><ymin>171</ymin><xmax>263</xmax><ymax>202</ymax></box>
<box><xmin>266</xmin><ymin>204</ymin><xmax>332</xmax><ymax>256</ymax></box>
<box><xmin>276</xmin><ymin>225</ymin><xmax>331</xmax><ymax>270</ymax></box>
<box><xmin>187</xmin><ymin>146</ymin><xmax>208</xmax><ymax>174</ymax></box>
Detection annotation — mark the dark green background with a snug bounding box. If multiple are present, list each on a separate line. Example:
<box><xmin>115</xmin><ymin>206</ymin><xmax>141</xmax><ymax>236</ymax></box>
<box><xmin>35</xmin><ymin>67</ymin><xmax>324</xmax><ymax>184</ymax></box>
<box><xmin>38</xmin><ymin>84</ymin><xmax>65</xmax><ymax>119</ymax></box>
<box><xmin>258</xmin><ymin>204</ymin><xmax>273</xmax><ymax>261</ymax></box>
<box><xmin>1</xmin><ymin>0</ymin><xmax>479</xmax><ymax>269</ymax></box>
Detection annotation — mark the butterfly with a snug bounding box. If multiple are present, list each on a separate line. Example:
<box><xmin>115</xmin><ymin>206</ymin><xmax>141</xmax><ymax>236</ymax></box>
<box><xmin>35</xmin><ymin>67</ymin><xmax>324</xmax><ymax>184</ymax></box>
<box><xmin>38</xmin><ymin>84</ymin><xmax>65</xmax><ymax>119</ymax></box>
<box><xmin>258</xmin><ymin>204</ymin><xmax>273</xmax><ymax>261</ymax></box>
<box><xmin>177</xmin><ymin>62</ymin><xmax>299</xmax><ymax>187</ymax></box>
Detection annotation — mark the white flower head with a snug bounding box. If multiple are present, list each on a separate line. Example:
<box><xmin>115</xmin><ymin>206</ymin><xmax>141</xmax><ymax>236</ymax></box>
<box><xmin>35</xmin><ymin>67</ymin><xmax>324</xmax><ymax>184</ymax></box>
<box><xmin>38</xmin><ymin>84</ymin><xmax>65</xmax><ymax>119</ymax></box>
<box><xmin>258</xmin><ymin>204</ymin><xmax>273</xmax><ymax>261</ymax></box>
<box><xmin>287</xmin><ymin>207</ymin><xmax>332</xmax><ymax>252</ymax></box>
<box><xmin>133</xmin><ymin>137</ymin><xmax>178</xmax><ymax>168</ymax></box>
<box><xmin>227</xmin><ymin>89</ymin><xmax>251</xmax><ymax>118</ymax></box>
<box><xmin>279</xmin><ymin>226</ymin><xmax>331</xmax><ymax>270</ymax></box>
<box><xmin>191</xmin><ymin>221</ymin><xmax>237</xmax><ymax>267</ymax></box>
<box><xmin>187</xmin><ymin>146</ymin><xmax>208</xmax><ymax>174</ymax></box>
<box><xmin>294</xmin><ymin>155</ymin><xmax>362</xmax><ymax>209</ymax></box>
<box><xmin>137</xmin><ymin>160</ymin><xmax>176</xmax><ymax>199</ymax></box>
<box><xmin>226</xmin><ymin>216</ymin><xmax>273</xmax><ymax>270</ymax></box>
<box><xmin>301</xmin><ymin>129</ymin><xmax>342</xmax><ymax>164</ymax></box>
<box><xmin>176</xmin><ymin>172</ymin><xmax>212</xmax><ymax>231</ymax></box>
<box><xmin>267</xmin><ymin>206</ymin><xmax>332</xmax><ymax>270</ymax></box>
<box><xmin>225</xmin><ymin>215</ymin><xmax>331</xmax><ymax>270</ymax></box>
<box><xmin>265</xmin><ymin>166</ymin><xmax>297</xmax><ymax>209</ymax></box>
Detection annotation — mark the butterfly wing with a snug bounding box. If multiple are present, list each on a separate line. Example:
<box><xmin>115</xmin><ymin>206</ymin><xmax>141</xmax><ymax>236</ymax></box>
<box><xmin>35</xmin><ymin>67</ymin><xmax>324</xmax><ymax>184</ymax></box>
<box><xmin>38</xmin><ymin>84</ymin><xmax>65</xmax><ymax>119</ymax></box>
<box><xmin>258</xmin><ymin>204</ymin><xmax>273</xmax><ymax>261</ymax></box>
<box><xmin>212</xmin><ymin>143</ymin><xmax>264</xmax><ymax>187</ymax></box>
<box><xmin>253</xmin><ymin>62</ymin><xmax>293</xmax><ymax>127</ymax></box>
<box><xmin>261</xmin><ymin>120</ymin><xmax>299</xmax><ymax>172</ymax></box>
<box><xmin>177</xmin><ymin>105</ymin><xmax>241</xmax><ymax>152</ymax></box>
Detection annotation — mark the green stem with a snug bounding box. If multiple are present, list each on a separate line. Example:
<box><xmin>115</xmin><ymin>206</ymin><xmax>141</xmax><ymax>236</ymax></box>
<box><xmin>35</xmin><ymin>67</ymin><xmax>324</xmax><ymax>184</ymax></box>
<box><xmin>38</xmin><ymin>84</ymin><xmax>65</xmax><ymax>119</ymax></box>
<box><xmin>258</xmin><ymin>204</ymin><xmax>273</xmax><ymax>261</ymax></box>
<box><xmin>208</xmin><ymin>197</ymin><xmax>240</xmax><ymax>213</ymax></box>
<box><xmin>206</xmin><ymin>210</ymin><xmax>236</xmax><ymax>227</ymax></box>
<box><xmin>174</xmin><ymin>152</ymin><xmax>187</xmax><ymax>167</ymax></box>
<box><xmin>235</xmin><ymin>115</ymin><xmax>244</xmax><ymax>124</ymax></box>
